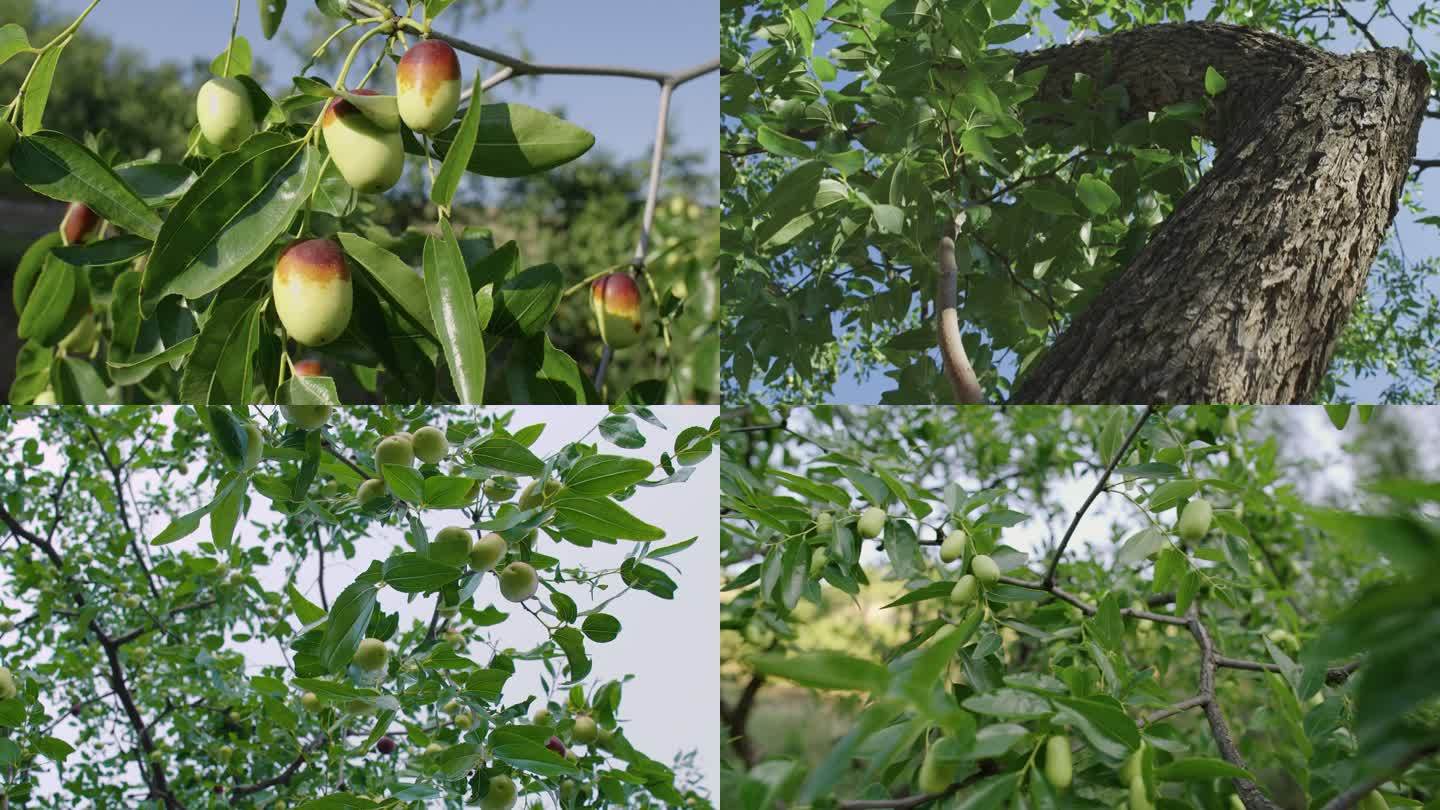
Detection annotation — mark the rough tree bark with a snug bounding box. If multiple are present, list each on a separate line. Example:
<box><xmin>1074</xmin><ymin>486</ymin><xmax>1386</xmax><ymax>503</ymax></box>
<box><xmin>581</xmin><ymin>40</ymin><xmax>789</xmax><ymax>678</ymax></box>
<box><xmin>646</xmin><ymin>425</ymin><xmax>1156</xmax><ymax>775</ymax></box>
<box><xmin>1005</xmin><ymin>23</ymin><xmax>1428</xmax><ymax>403</ymax></box>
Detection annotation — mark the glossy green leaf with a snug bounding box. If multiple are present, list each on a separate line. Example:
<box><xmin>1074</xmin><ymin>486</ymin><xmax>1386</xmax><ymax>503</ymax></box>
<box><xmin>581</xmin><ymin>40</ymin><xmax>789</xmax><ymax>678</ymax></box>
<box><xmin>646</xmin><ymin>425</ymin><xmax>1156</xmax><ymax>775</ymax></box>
<box><xmin>337</xmin><ymin>232</ymin><xmax>437</xmax><ymax>340</ymax></box>
<box><xmin>563</xmin><ymin>455</ymin><xmax>654</xmax><ymax>496</ymax></box>
<box><xmin>257</xmin><ymin>0</ymin><xmax>287</xmax><ymax>39</ymax></box>
<box><xmin>21</xmin><ymin>43</ymin><xmax>63</xmax><ymax>134</ymax></box>
<box><xmin>1076</xmin><ymin>173</ymin><xmax>1120</xmax><ymax>214</ymax></box>
<box><xmin>431</xmin><ymin>70</ymin><xmax>484</xmax><ymax>207</ymax></box>
<box><xmin>142</xmin><ymin>134</ymin><xmax>317</xmax><ymax>309</ymax></box>
<box><xmin>490</xmin><ymin>263</ymin><xmax>562</xmax><ymax>337</ymax></box>
<box><xmin>0</xmin><ymin>24</ymin><xmax>31</xmax><ymax>68</ymax></box>
<box><xmin>319</xmin><ymin>578</ymin><xmax>379</xmax><ymax>673</ymax></box>
<box><xmin>178</xmin><ymin>295</ymin><xmax>266</xmax><ymax>404</ymax></box>
<box><xmin>114</xmin><ymin>161</ymin><xmax>197</xmax><ymax>207</ymax></box>
<box><xmin>11</xmin><ymin>131</ymin><xmax>163</xmax><ymax>239</ymax></box>
<box><xmin>471</xmin><ymin>436</ymin><xmax>545</xmax><ymax>477</ymax></box>
<box><xmin>423</xmin><ymin>218</ymin><xmax>488</xmax><ymax>403</ymax></box>
<box><xmin>382</xmin><ymin>553</ymin><xmax>462</xmax><ymax>594</ymax></box>
<box><xmin>51</xmin><ymin>235</ymin><xmax>151</xmax><ymax>267</ymax></box>
<box><xmin>551</xmin><ymin>492</ymin><xmax>665</xmax><ymax>541</ymax></box>
<box><xmin>421</xmin><ymin>103</ymin><xmax>595</xmax><ymax>178</ymax></box>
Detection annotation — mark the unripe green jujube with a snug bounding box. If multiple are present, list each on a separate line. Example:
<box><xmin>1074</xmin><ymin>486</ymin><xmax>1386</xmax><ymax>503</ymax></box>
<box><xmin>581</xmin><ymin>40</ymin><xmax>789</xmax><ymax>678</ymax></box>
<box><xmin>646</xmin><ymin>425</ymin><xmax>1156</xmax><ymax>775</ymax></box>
<box><xmin>1044</xmin><ymin>735</ymin><xmax>1072</xmax><ymax>790</ymax></box>
<box><xmin>815</xmin><ymin>511</ymin><xmax>833</xmax><ymax>533</ymax></box>
<box><xmin>281</xmin><ymin>405</ymin><xmax>331</xmax><ymax>430</ymax></box>
<box><xmin>1128</xmin><ymin>773</ymin><xmax>1152</xmax><ymax>810</ymax></box>
<box><xmin>970</xmin><ymin>554</ymin><xmax>1000</xmax><ymax>585</ymax></box>
<box><xmin>469</xmin><ymin>532</ymin><xmax>507</xmax><ymax>572</ymax></box>
<box><xmin>572</xmin><ymin>714</ymin><xmax>598</xmax><ymax>744</ymax></box>
<box><xmin>1359</xmin><ymin>791</ymin><xmax>1389</xmax><ymax>810</ymax></box>
<box><xmin>301</xmin><ymin>691</ymin><xmax>320</xmax><ymax>711</ymax></box>
<box><xmin>481</xmin><ymin>774</ymin><xmax>518</xmax><ymax>810</ymax></box>
<box><xmin>411</xmin><ymin>425</ymin><xmax>448</xmax><ymax>464</ymax></box>
<box><xmin>375</xmin><ymin>434</ymin><xmax>415</xmax><ymax>469</ymax></box>
<box><xmin>857</xmin><ymin>507</ymin><xmax>886</xmax><ymax>539</ymax></box>
<box><xmin>950</xmin><ymin>574</ymin><xmax>978</xmax><ymax>606</ymax></box>
<box><xmin>196</xmin><ymin>76</ymin><xmax>256</xmax><ymax>150</ymax></box>
<box><xmin>0</xmin><ymin>667</ymin><xmax>15</xmax><ymax>700</ymax></box>
<box><xmin>1177</xmin><ymin>497</ymin><xmax>1212</xmax><ymax>542</ymax></box>
<box><xmin>242</xmin><ymin>421</ymin><xmax>264</xmax><ymax>469</ymax></box>
<box><xmin>519</xmin><ymin>477</ymin><xmax>561</xmax><ymax>510</ymax></box>
<box><xmin>940</xmin><ymin>529</ymin><xmax>967</xmax><ymax>563</ymax></box>
<box><xmin>357</xmin><ymin>478</ymin><xmax>387</xmax><ymax>505</ymax></box>
<box><xmin>809</xmin><ymin>547</ymin><xmax>828</xmax><ymax>577</ymax></box>
<box><xmin>430</xmin><ymin>526</ymin><xmax>473</xmax><ymax>567</ymax></box>
<box><xmin>498</xmin><ymin>561</ymin><xmax>539</xmax><ymax>602</ymax></box>
<box><xmin>353</xmin><ymin>637</ymin><xmax>389</xmax><ymax>671</ymax></box>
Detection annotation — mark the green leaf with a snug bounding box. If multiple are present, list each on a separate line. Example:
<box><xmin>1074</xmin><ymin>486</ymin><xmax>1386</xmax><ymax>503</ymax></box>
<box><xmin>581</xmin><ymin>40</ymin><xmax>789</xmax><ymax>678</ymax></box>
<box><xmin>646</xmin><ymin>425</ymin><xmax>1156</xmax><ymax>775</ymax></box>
<box><xmin>424</xmin><ymin>218</ymin><xmax>488</xmax><ymax>403</ymax></box>
<box><xmin>21</xmin><ymin>43</ymin><xmax>64</xmax><ymax>134</ymax></box>
<box><xmin>11</xmin><ymin>131</ymin><xmax>163</xmax><ymax>239</ymax></box>
<box><xmin>210</xmin><ymin>36</ymin><xmax>251</xmax><ymax>77</ymax></box>
<box><xmin>0</xmin><ymin>24</ymin><xmax>32</xmax><ymax>69</ymax></box>
<box><xmin>563</xmin><ymin>455</ymin><xmax>654</xmax><ymax>496</ymax></box>
<box><xmin>257</xmin><ymin>0</ymin><xmax>287</xmax><ymax>39</ymax></box>
<box><xmin>337</xmin><ymin>232</ymin><xmax>437</xmax><ymax>340</ymax></box>
<box><xmin>431</xmin><ymin>71</ymin><xmax>485</xmax><ymax>207</ymax></box>
<box><xmin>1324</xmin><ymin>404</ymin><xmax>1351</xmax><ymax>430</ymax></box>
<box><xmin>114</xmin><ymin>161</ymin><xmax>197</xmax><ymax>207</ymax></box>
<box><xmin>750</xmin><ymin>650</ymin><xmax>888</xmax><ymax>692</ymax></box>
<box><xmin>179</xmin><ymin>295</ymin><xmax>265</xmax><ymax>404</ymax></box>
<box><xmin>1076</xmin><ymin>173</ymin><xmax>1120</xmax><ymax>215</ymax></box>
<box><xmin>151</xmin><ymin>475</ymin><xmax>244</xmax><ymax>545</ymax></box>
<box><xmin>989</xmin><ymin>0</ymin><xmax>1023</xmax><ymax>19</ymax></box>
<box><xmin>580</xmin><ymin>613</ymin><xmax>621</xmax><ymax>643</ymax></box>
<box><xmin>551</xmin><ymin>492</ymin><xmax>665</xmax><ymax>541</ymax></box>
<box><xmin>1204</xmin><ymin>66</ymin><xmax>1228</xmax><ymax>96</ymax></box>
<box><xmin>1157</xmin><ymin>757</ymin><xmax>1252</xmax><ymax>780</ymax></box>
<box><xmin>319</xmin><ymin>578</ymin><xmax>379</xmax><ymax>673</ymax></box>
<box><xmin>756</xmin><ymin>125</ymin><xmax>814</xmax><ymax>159</ymax></box>
<box><xmin>382</xmin><ymin>553</ymin><xmax>462</xmax><ymax>593</ymax></box>
<box><xmin>51</xmin><ymin>235</ymin><xmax>152</xmax><ymax>267</ymax></box>
<box><xmin>471</xmin><ymin>436</ymin><xmax>545</xmax><ymax>477</ymax></box>
<box><xmin>141</xmin><ymin>134</ymin><xmax>318</xmax><ymax>309</ymax></box>
<box><xmin>52</xmin><ymin>357</ymin><xmax>111</xmax><ymax>404</ymax></box>
<box><xmin>961</xmin><ymin>128</ymin><xmax>1004</xmax><ymax>171</ymax></box>
<box><xmin>423</xmin><ymin>103</ymin><xmax>595</xmax><ymax>178</ymax></box>
<box><xmin>490</xmin><ymin>263</ymin><xmax>563</xmax><ymax>337</ymax></box>
<box><xmin>17</xmin><ymin>257</ymin><xmax>84</xmax><ymax>346</ymax></box>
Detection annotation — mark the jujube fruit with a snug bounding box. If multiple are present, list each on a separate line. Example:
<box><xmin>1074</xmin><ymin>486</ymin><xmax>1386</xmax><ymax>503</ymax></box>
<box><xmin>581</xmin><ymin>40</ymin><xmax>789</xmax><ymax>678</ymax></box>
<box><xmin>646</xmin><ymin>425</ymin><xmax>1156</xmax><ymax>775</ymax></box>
<box><xmin>916</xmin><ymin>745</ymin><xmax>953</xmax><ymax>794</ymax></box>
<box><xmin>484</xmin><ymin>476</ymin><xmax>518</xmax><ymax>501</ymax></box>
<box><xmin>301</xmin><ymin>691</ymin><xmax>320</xmax><ymax>711</ymax></box>
<box><xmin>376</xmin><ymin>735</ymin><xmax>396</xmax><ymax>754</ymax></box>
<box><xmin>591</xmin><ymin>273</ymin><xmax>645</xmax><ymax>349</ymax></box>
<box><xmin>322</xmin><ymin>89</ymin><xmax>404</xmax><ymax>193</ymax></box>
<box><xmin>940</xmin><ymin>529</ymin><xmax>967</xmax><ymax>563</ymax></box>
<box><xmin>950</xmin><ymin>574</ymin><xmax>977</xmax><ymax>606</ymax></box>
<box><xmin>196</xmin><ymin>76</ymin><xmax>256</xmax><ymax>150</ymax></box>
<box><xmin>281</xmin><ymin>405</ymin><xmax>330</xmax><ymax>430</ymax></box>
<box><xmin>534</xmin><ymin>706</ymin><xmax>553</xmax><ymax>725</ymax></box>
<box><xmin>815</xmin><ymin>511</ymin><xmax>833</xmax><ymax>533</ymax></box>
<box><xmin>809</xmin><ymin>547</ymin><xmax>828</xmax><ymax>577</ymax></box>
<box><xmin>242</xmin><ymin>421</ymin><xmax>264</xmax><ymax>469</ymax></box>
<box><xmin>545</xmin><ymin>735</ymin><xmax>566</xmax><ymax>756</ymax></box>
<box><xmin>431</xmin><ymin>526</ymin><xmax>473</xmax><ymax>567</ymax></box>
<box><xmin>970</xmin><ymin>554</ymin><xmax>1000</xmax><ymax>585</ymax></box>
<box><xmin>1128</xmin><ymin>773</ymin><xmax>1152</xmax><ymax>810</ymax></box>
<box><xmin>455</xmin><ymin>711</ymin><xmax>473</xmax><ymax>729</ymax></box>
<box><xmin>519</xmin><ymin>477</ymin><xmax>561</xmax><ymax>510</ymax></box>
<box><xmin>273</xmin><ymin>238</ymin><xmax>352</xmax><ymax>346</ymax></box>
<box><xmin>375</xmin><ymin>434</ymin><xmax>415</xmax><ymax>469</ymax></box>
<box><xmin>469</xmin><ymin>532</ymin><xmax>507</xmax><ymax>572</ymax></box>
<box><xmin>357</xmin><ymin>478</ymin><xmax>387</xmax><ymax>505</ymax></box>
<box><xmin>857</xmin><ymin>507</ymin><xmax>885</xmax><ymax>539</ymax></box>
<box><xmin>482</xmin><ymin>774</ymin><xmax>518</xmax><ymax>810</ymax></box>
<box><xmin>1044</xmin><ymin>735</ymin><xmax>1072</xmax><ymax>790</ymax></box>
<box><xmin>411</xmin><ymin>425</ymin><xmax>448</xmax><ymax>464</ymax></box>
<box><xmin>572</xmin><ymin>714</ymin><xmax>598</xmax><ymax>744</ymax></box>
<box><xmin>353</xmin><ymin>637</ymin><xmax>389</xmax><ymax>671</ymax></box>
<box><xmin>396</xmin><ymin>40</ymin><xmax>461</xmax><ymax>134</ymax></box>
<box><xmin>60</xmin><ymin>202</ymin><xmax>100</xmax><ymax>245</ymax></box>
<box><xmin>0</xmin><ymin>667</ymin><xmax>15</xmax><ymax>700</ymax></box>
<box><xmin>292</xmin><ymin>358</ymin><xmax>325</xmax><ymax>376</ymax></box>
<box><xmin>1229</xmin><ymin>797</ymin><xmax>1245</xmax><ymax>810</ymax></box>
<box><xmin>1177</xmin><ymin>497</ymin><xmax>1212</xmax><ymax>541</ymax></box>
<box><xmin>498</xmin><ymin>561</ymin><xmax>539</xmax><ymax>602</ymax></box>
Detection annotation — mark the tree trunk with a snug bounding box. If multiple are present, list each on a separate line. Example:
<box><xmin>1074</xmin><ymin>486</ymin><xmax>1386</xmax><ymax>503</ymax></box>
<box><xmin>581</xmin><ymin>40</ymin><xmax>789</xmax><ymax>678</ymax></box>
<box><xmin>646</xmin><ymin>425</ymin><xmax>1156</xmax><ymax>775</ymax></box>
<box><xmin>1008</xmin><ymin>23</ymin><xmax>1428</xmax><ymax>403</ymax></box>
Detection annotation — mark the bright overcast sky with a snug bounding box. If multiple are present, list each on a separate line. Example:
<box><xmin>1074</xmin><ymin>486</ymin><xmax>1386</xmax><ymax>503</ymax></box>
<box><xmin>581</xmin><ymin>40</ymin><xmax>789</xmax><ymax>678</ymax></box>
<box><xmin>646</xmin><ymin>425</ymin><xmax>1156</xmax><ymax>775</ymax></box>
<box><xmin>5</xmin><ymin>405</ymin><xmax>720</xmax><ymax>805</ymax></box>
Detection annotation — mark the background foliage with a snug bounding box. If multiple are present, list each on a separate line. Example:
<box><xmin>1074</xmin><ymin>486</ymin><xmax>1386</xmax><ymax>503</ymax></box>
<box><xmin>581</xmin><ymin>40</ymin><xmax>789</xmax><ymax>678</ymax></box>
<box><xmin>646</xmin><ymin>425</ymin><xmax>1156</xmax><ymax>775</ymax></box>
<box><xmin>0</xmin><ymin>404</ymin><xmax>718</xmax><ymax>808</ymax></box>
<box><xmin>721</xmin><ymin>405</ymin><xmax>1440</xmax><ymax>808</ymax></box>
<box><xmin>720</xmin><ymin>0</ymin><xmax>1440</xmax><ymax>404</ymax></box>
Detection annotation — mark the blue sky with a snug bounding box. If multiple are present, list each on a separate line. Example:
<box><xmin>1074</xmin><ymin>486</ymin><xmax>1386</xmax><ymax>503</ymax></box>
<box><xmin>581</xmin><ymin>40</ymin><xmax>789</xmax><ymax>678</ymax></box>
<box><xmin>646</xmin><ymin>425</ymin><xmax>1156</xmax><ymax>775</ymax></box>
<box><xmin>736</xmin><ymin>4</ymin><xmax>1440</xmax><ymax>403</ymax></box>
<box><xmin>48</xmin><ymin>0</ymin><xmax>719</xmax><ymax>179</ymax></box>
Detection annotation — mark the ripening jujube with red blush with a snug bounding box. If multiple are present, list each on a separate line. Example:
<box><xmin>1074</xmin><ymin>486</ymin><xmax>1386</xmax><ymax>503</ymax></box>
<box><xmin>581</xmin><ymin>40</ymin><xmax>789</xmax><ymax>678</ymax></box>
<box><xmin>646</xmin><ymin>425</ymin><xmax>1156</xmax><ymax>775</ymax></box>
<box><xmin>322</xmin><ymin>89</ymin><xmax>404</xmax><ymax>193</ymax></box>
<box><xmin>396</xmin><ymin>40</ymin><xmax>461</xmax><ymax>134</ymax></box>
<box><xmin>591</xmin><ymin>272</ymin><xmax>645</xmax><ymax>349</ymax></box>
<box><xmin>60</xmin><ymin>202</ymin><xmax>100</xmax><ymax>245</ymax></box>
<box><xmin>272</xmin><ymin>238</ymin><xmax>353</xmax><ymax>346</ymax></box>
<box><xmin>292</xmin><ymin>358</ymin><xmax>325</xmax><ymax>377</ymax></box>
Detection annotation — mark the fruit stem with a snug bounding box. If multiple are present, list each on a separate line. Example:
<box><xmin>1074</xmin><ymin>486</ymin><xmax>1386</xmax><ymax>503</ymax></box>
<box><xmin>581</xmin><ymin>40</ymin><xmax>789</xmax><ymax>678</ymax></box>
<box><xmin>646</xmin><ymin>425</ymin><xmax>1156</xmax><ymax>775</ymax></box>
<box><xmin>334</xmin><ymin>23</ymin><xmax>392</xmax><ymax>91</ymax></box>
<box><xmin>43</xmin><ymin>0</ymin><xmax>103</xmax><ymax>51</ymax></box>
<box><xmin>223</xmin><ymin>0</ymin><xmax>241</xmax><ymax>77</ymax></box>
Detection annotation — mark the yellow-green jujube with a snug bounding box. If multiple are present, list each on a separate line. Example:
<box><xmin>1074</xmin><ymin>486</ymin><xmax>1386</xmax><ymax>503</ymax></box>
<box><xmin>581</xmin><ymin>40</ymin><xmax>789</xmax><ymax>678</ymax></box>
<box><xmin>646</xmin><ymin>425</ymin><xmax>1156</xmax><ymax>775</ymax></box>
<box><xmin>857</xmin><ymin>507</ymin><xmax>886</xmax><ymax>539</ymax></box>
<box><xmin>573</xmin><ymin>714</ymin><xmax>598</xmax><ymax>744</ymax></box>
<box><xmin>431</xmin><ymin>526</ymin><xmax>473</xmax><ymax>567</ymax></box>
<box><xmin>273</xmin><ymin>238</ymin><xmax>352</xmax><ymax>346</ymax></box>
<box><xmin>1177</xmin><ymin>497</ymin><xmax>1212</xmax><ymax>542</ymax></box>
<box><xmin>196</xmin><ymin>76</ymin><xmax>256</xmax><ymax>150</ymax></box>
<box><xmin>1044</xmin><ymin>735</ymin><xmax>1073</xmax><ymax>790</ymax></box>
<box><xmin>469</xmin><ymin>532</ymin><xmax>507</xmax><ymax>572</ymax></box>
<box><xmin>916</xmin><ymin>745</ymin><xmax>953</xmax><ymax>794</ymax></box>
<box><xmin>375</xmin><ymin>434</ymin><xmax>415</xmax><ymax>469</ymax></box>
<box><xmin>1121</xmin><ymin>743</ymin><xmax>1145</xmax><ymax>783</ymax></box>
<box><xmin>970</xmin><ymin>554</ymin><xmax>1000</xmax><ymax>585</ymax></box>
<box><xmin>481</xmin><ymin>775</ymin><xmax>518</xmax><ymax>810</ymax></box>
<box><xmin>0</xmin><ymin>667</ymin><xmax>15</xmax><ymax>700</ymax></box>
<box><xmin>519</xmin><ymin>477</ymin><xmax>561</xmax><ymax>510</ymax></box>
<box><xmin>815</xmin><ymin>511</ymin><xmax>833</xmax><ymax>533</ymax></box>
<box><xmin>322</xmin><ymin>90</ymin><xmax>404</xmax><ymax>193</ymax></box>
<box><xmin>301</xmin><ymin>691</ymin><xmax>320</xmax><ymax>711</ymax></box>
<box><xmin>950</xmin><ymin>574</ymin><xmax>978</xmax><ymax>606</ymax></box>
<box><xmin>357</xmin><ymin>478</ymin><xmax>386</xmax><ymax>505</ymax></box>
<box><xmin>411</xmin><ymin>425</ymin><xmax>448</xmax><ymax>464</ymax></box>
<box><xmin>809</xmin><ymin>547</ymin><xmax>829</xmax><ymax>577</ymax></box>
<box><xmin>281</xmin><ymin>404</ymin><xmax>331</xmax><ymax>430</ymax></box>
<box><xmin>1229</xmin><ymin>796</ymin><xmax>1245</xmax><ymax>810</ymax></box>
<box><xmin>242</xmin><ymin>421</ymin><xmax>264</xmax><ymax>469</ymax></box>
<box><xmin>498</xmin><ymin>561</ymin><xmax>539</xmax><ymax>602</ymax></box>
<box><xmin>353</xmin><ymin>637</ymin><xmax>389</xmax><ymax>671</ymax></box>
<box><xmin>940</xmin><ymin>529</ymin><xmax>967</xmax><ymax>563</ymax></box>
